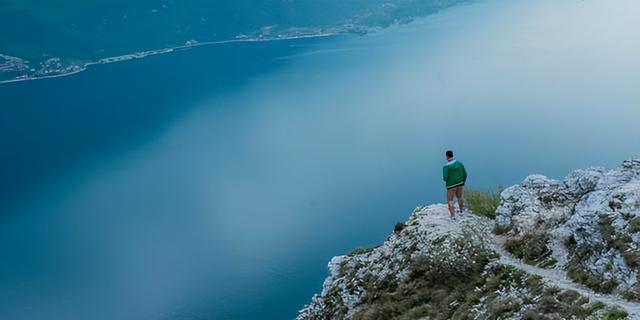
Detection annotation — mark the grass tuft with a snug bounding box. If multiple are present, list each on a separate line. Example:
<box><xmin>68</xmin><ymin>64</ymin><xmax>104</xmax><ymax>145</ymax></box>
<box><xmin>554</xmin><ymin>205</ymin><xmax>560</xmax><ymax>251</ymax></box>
<box><xmin>465</xmin><ymin>187</ymin><xmax>502</xmax><ymax>219</ymax></box>
<box><xmin>505</xmin><ymin>232</ymin><xmax>556</xmax><ymax>268</ymax></box>
<box><xmin>348</xmin><ymin>246</ymin><xmax>375</xmax><ymax>256</ymax></box>
<box><xmin>601</xmin><ymin>306</ymin><xmax>629</xmax><ymax>319</ymax></box>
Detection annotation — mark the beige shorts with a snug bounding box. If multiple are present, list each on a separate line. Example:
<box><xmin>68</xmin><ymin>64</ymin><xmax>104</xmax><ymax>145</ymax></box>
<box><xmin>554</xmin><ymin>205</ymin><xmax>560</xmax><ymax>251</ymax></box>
<box><xmin>447</xmin><ymin>185</ymin><xmax>464</xmax><ymax>202</ymax></box>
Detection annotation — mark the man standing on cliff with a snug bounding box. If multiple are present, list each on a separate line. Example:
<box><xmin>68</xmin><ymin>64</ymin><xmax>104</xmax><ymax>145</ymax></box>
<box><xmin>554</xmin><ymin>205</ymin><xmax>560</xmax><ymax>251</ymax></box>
<box><xmin>443</xmin><ymin>150</ymin><xmax>467</xmax><ymax>221</ymax></box>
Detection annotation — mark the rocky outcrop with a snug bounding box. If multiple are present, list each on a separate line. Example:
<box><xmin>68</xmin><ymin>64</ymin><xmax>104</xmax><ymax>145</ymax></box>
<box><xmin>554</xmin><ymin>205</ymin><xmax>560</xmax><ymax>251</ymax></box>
<box><xmin>297</xmin><ymin>205</ymin><xmax>493</xmax><ymax>319</ymax></box>
<box><xmin>298</xmin><ymin>158</ymin><xmax>640</xmax><ymax>320</ymax></box>
<box><xmin>497</xmin><ymin>159</ymin><xmax>640</xmax><ymax>295</ymax></box>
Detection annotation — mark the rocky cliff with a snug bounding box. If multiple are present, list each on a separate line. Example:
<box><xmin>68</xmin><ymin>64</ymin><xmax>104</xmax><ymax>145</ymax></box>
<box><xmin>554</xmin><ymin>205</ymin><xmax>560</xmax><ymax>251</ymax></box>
<box><xmin>298</xmin><ymin>158</ymin><xmax>640</xmax><ymax>320</ymax></box>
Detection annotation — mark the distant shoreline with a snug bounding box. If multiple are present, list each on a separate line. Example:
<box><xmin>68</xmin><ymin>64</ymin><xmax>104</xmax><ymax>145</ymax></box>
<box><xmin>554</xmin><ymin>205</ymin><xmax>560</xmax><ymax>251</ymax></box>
<box><xmin>0</xmin><ymin>1</ymin><xmax>475</xmax><ymax>86</ymax></box>
<box><xmin>0</xmin><ymin>32</ymin><xmax>338</xmax><ymax>85</ymax></box>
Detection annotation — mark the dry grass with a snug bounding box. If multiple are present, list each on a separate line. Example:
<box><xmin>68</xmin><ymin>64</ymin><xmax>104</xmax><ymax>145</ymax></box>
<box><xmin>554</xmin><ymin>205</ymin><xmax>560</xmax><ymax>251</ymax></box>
<box><xmin>465</xmin><ymin>187</ymin><xmax>502</xmax><ymax>219</ymax></box>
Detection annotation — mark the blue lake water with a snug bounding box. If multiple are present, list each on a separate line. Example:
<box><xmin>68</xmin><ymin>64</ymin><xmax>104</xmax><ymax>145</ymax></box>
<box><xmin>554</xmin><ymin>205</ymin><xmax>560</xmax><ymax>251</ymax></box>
<box><xmin>2</xmin><ymin>1</ymin><xmax>640</xmax><ymax>319</ymax></box>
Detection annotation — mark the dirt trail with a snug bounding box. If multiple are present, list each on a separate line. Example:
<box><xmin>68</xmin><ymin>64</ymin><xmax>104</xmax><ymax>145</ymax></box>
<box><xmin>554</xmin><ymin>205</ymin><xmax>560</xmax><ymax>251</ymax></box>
<box><xmin>490</xmin><ymin>235</ymin><xmax>640</xmax><ymax>319</ymax></box>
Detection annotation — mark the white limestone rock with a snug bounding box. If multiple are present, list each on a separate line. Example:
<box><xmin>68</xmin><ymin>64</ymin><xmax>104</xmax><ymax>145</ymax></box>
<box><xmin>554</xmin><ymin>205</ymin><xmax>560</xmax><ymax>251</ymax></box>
<box><xmin>496</xmin><ymin>158</ymin><xmax>640</xmax><ymax>292</ymax></box>
<box><xmin>296</xmin><ymin>205</ymin><xmax>491</xmax><ymax>320</ymax></box>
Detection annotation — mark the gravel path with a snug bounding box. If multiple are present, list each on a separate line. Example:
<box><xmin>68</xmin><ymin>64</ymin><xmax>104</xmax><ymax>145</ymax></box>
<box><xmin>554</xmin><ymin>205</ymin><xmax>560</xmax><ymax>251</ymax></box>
<box><xmin>490</xmin><ymin>234</ymin><xmax>640</xmax><ymax>319</ymax></box>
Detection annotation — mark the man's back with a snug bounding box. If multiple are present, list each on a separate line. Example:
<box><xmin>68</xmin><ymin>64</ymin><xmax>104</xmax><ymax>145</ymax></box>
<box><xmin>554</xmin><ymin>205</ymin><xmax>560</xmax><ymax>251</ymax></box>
<box><xmin>443</xmin><ymin>159</ymin><xmax>467</xmax><ymax>189</ymax></box>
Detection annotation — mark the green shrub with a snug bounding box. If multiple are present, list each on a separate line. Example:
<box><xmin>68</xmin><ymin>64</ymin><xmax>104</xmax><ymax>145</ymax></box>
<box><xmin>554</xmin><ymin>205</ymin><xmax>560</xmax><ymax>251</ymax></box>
<box><xmin>493</xmin><ymin>224</ymin><xmax>509</xmax><ymax>235</ymax></box>
<box><xmin>621</xmin><ymin>289</ymin><xmax>640</xmax><ymax>301</ymax></box>
<box><xmin>628</xmin><ymin>217</ymin><xmax>640</xmax><ymax>233</ymax></box>
<box><xmin>600</xmin><ymin>215</ymin><xmax>633</xmax><ymax>251</ymax></box>
<box><xmin>536</xmin><ymin>288</ymin><xmax>593</xmax><ymax>317</ymax></box>
<box><xmin>523</xmin><ymin>310</ymin><xmax>544</xmax><ymax>320</ymax></box>
<box><xmin>598</xmin><ymin>214</ymin><xmax>640</xmax><ymax>269</ymax></box>
<box><xmin>601</xmin><ymin>306</ymin><xmax>629</xmax><ymax>320</ymax></box>
<box><xmin>465</xmin><ymin>188</ymin><xmax>502</xmax><ymax>219</ymax></box>
<box><xmin>566</xmin><ymin>260</ymin><xmax>618</xmax><ymax>294</ymax></box>
<box><xmin>565</xmin><ymin>234</ymin><xmax>577</xmax><ymax>250</ymax></box>
<box><xmin>564</xmin><ymin>227</ymin><xmax>626</xmax><ymax>294</ymax></box>
<box><xmin>505</xmin><ymin>232</ymin><xmax>556</xmax><ymax>268</ymax></box>
<box><xmin>348</xmin><ymin>246</ymin><xmax>375</xmax><ymax>256</ymax></box>
<box><xmin>585</xmin><ymin>301</ymin><xmax>606</xmax><ymax>314</ymax></box>
<box><xmin>488</xmin><ymin>297</ymin><xmax>520</xmax><ymax>315</ymax></box>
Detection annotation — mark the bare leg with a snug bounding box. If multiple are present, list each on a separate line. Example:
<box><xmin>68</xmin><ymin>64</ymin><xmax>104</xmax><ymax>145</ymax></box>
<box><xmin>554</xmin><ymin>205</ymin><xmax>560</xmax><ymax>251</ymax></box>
<box><xmin>456</xmin><ymin>187</ymin><xmax>464</xmax><ymax>212</ymax></box>
<box><xmin>447</xmin><ymin>189</ymin><xmax>456</xmax><ymax>219</ymax></box>
<box><xmin>448</xmin><ymin>200</ymin><xmax>456</xmax><ymax>217</ymax></box>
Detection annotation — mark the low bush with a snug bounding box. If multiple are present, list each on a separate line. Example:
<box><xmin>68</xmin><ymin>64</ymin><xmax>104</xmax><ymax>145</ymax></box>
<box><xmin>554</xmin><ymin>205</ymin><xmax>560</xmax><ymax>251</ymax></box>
<box><xmin>599</xmin><ymin>214</ymin><xmax>640</xmax><ymax>269</ymax></box>
<box><xmin>465</xmin><ymin>187</ymin><xmax>502</xmax><ymax>219</ymax></box>
<box><xmin>601</xmin><ymin>306</ymin><xmax>629</xmax><ymax>319</ymax></box>
<box><xmin>505</xmin><ymin>232</ymin><xmax>556</xmax><ymax>268</ymax></box>
<box><xmin>566</xmin><ymin>259</ymin><xmax>618</xmax><ymax>294</ymax></box>
<box><xmin>628</xmin><ymin>217</ymin><xmax>640</xmax><ymax>234</ymax></box>
<box><xmin>348</xmin><ymin>246</ymin><xmax>375</xmax><ymax>256</ymax></box>
<box><xmin>622</xmin><ymin>289</ymin><xmax>640</xmax><ymax>301</ymax></box>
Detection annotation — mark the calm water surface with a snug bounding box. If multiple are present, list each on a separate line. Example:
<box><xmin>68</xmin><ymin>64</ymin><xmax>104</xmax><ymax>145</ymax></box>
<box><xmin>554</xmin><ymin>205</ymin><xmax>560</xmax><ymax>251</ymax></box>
<box><xmin>1</xmin><ymin>1</ymin><xmax>640</xmax><ymax>319</ymax></box>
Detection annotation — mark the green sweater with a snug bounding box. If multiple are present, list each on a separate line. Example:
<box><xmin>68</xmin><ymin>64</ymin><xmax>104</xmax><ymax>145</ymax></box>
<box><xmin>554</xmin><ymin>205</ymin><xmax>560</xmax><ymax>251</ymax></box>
<box><xmin>443</xmin><ymin>160</ymin><xmax>467</xmax><ymax>189</ymax></box>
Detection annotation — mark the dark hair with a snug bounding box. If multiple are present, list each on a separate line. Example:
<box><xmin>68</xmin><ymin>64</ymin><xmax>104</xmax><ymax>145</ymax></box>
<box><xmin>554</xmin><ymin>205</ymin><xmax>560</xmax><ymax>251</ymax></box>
<box><xmin>446</xmin><ymin>150</ymin><xmax>454</xmax><ymax>158</ymax></box>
